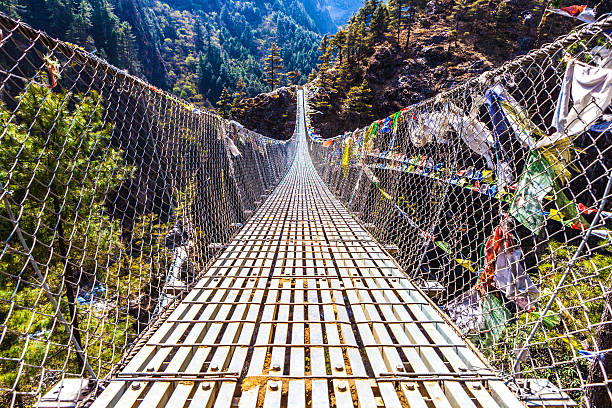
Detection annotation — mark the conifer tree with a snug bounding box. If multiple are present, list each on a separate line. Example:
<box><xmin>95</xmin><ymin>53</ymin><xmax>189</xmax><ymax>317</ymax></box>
<box><xmin>345</xmin><ymin>17</ymin><xmax>357</xmax><ymax>62</ymax></box>
<box><xmin>318</xmin><ymin>34</ymin><xmax>332</xmax><ymax>65</ymax></box>
<box><xmin>233</xmin><ymin>77</ymin><xmax>246</xmax><ymax>100</ymax></box>
<box><xmin>286</xmin><ymin>70</ymin><xmax>302</xmax><ymax>85</ymax></box>
<box><xmin>307</xmin><ymin>68</ymin><xmax>318</xmax><ymax>83</ymax></box>
<box><xmin>67</xmin><ymin>0</ymin><xmax>93</xmax><ymax>47</ymax></box>
<box><xmin>264</xmin><ymin>42</ymin><xmax>284</xmax><ymax>91</ymax></box>
<box><xmin>354</xmin><ymin>21</ymin><xmax>368</xmax><ymax>57</ymax></box>
<box><xmin>342</xmin><ymin>79</ymin><xmax>373</xmax><ymax>117</ymax></box>
<box><xmin>388</xmin><ymin>0</ymin><xmax>411</xmax><ymax>44</ymax></box>
<box><xmin>195</xmin><ymin>19</ymin><xmax>205</xmax><ymax>52</ymax></box>
<box><xmin>336</xmin><ymin>58</ymin><xmax>360</xmax><ymax>92</ymax></box>
<box><xmin>0</xmin><ymin>84</ymin><xmax>128</xmax><ymax>382</ymax></box>
<box><xmin>217</xmin><ymin>87</ymin><xmax>233</xmax><ymax>118</ymax></box>
<box><xmin>370</xmin><ymin>4</ymin><xmax>389</xmax><ymax>40</ymax></box>
<box><xmin>406</xmin><ymin>0</ymin><xmax>414</xmax><ymax>47</ymax></box>
<box><xmin>231</xmin><ymin>78</ymin><xmax>247</xmax><ymax>114</ymax></box>
<box><xmin>358</xmin><ymin>0</ymin><xmax>378</xmax><ymax>26</ymax></box>
<box><xmin>331</xmin><ymin>29</ymin><xmax>346</xmax><ymax>63</ymax></box>
<box><xmin>317</xmin><ymin>35</ymin><xmax>334</xmax><ymax>88</ymax></box>
<box><xmin>46</xmin><ymin>0</ymin><xmax>72</xmax><ymax>37</ymax></box>
<box><xmin>116</xmin><ymin>21</ymin><xmax>141</xmax><ymax>75</ymax></box>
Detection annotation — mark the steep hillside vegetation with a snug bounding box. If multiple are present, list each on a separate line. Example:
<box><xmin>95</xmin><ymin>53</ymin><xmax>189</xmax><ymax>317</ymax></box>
<box><xmin>307</xmin><ymin>0</ymin><xmax>611</xmax><ymax>138</ymax></box>
<box><xmin>1</xmin><ymin>0</ymin><xmax>330</xmax><ymax>106</ymax></box>
<box><xmin>233</xmin><ymin>87</ymin><xmax>298</xmax><ymax>139</ymax></box>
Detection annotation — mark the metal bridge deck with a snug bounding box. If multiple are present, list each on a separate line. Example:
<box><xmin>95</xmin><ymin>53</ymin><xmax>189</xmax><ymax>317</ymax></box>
<box><xmin>90</xmin><ymin>91</ymin><xmax>523</xmax><ymax>408</ymax></box>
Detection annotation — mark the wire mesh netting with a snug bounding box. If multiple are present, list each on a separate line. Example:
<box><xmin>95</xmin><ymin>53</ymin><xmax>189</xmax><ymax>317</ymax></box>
<box><xmin>0</xmin><ymin>13</ymin><xmax>295</xmax><ymax>407</ymax></box>
<box><xmin>307</xmin><ymin>15</ymin><xmax>612</xmax><ymax>407</ymax></box>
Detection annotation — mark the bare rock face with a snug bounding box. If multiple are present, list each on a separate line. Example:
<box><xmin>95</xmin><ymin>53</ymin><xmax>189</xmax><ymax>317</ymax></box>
<box><xmin>232</xmin><ymin>87</ymin><xmax>297</xmax><ymax>140</ymax></box>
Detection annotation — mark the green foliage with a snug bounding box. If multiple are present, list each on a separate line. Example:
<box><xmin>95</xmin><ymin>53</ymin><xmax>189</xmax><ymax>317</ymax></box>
<box><xmin>495</xmin><ymin>0</ymin><xmax>511</xmax><ymax>26</ymax></box>
<box><xmin>479</xmin><ymin>240</ymin><xmax>612</xmax><ymax>402</ymax></box>
<box><xmin>0</xmin><ymin>0</ymin><xmax>20</xmax><ymax>17</ymax></box>
<box><xmin>217</xmin><ymin>87</ymin><xmax>233</xmax><ymax>118</ymax></box>
<box><xmin>264</xmin><ymin>42</ymin><xmax>284</xmax><ymax>91</ymax></box>
<box><xmin>286</xmin><ymin>70</ymin><xmax>302</xmax><ymax>85</ymax></box>
<box><xmin>330</xmin><ymin>29</ymin><xmax>346</xmax><ymax>62</ymax></box>
<box><xmin>0</xmin><ymin>83</ymin><xmax>137</xmax><ymax>402</ymax></box>
<box><xmin>370</xmin><ymin>3</ymin><xmax>389</xmax><ymax>40</ymax></box>
<box><xmin>231</xmin><ymin>77</ymin><xmax>247</xmax><ymax>114</ymax></box>
<box><xmin>342</xmin><ymin>78</ymin><xmax>373</xmax><ymax>115</ymax></box>
<box><xmin>8</xmin><ymin>0</ymin><xmax>324</xmax><ymax>105</ymax></box>
<box><xmin>154</xmin><ymin>0</ymin><xmax>321</xmax><ymax>103</ymax></box>
<box><xmin>388</xmin><ymin>0</ymin><xmax>410</xmax><ymax>42</ymax></box>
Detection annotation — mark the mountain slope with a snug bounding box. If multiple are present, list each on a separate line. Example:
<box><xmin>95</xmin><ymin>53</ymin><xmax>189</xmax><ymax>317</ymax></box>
<box><xmin>322</xmin><ymin>0</ymin><xmax>363</xmax><ymax>26</ymax></box>
<box><xmin>307</xmin><ymin>0</ymin><xmax>610</xmax><ymax>138</ymax></box>
<box><xmin>1</xmin><ymin>0</ymin><xmax>328</xmax><ymax>105</ymax></box>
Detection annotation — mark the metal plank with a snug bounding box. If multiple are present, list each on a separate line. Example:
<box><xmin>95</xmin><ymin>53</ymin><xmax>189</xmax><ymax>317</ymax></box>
<box><xmin>238</xmin><ymin>276</ymin><xmax>279</xmax><ymax>408</ymax></box>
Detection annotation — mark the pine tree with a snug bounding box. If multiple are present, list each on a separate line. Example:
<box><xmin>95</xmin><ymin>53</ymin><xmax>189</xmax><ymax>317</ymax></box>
<box><xmin>318</xmin><ymin>34</ymin><xmax>332</xmax><ymax>65</ymax></box>
<box><xmin>331</xmin><ymin>29</ymin><xmax>346</xmax><ymax>63</ymax></box>
<box><xmin>67</xmin><ymin>0</ymin><xmax>93</xmax><ymax>47</ymax></box>
<box><xmin>311</xmin><ymin>92</ymin><xmax>333</xmax><ymax>111</ymax></box>
<box><xmin>217</xmin><ymin>87</ymin><xmax>233</xmax><ymax>118</ymax></box>
<box><xmin>307</xmin><ymin>68</ymin><xmax>318</xmax><ymax>83</ymax></box>
<box><xmin>336</xmin><ymin>58</ymin><xmax>359</xmax><ymax>92</ymax></box>
<box><xmin>233</xmin><ymin>77</ymin><xmax>247</xmax><ymax>100</ymax></box>
<box><xmin>286</xmin><ymin>70</ymin><xmax>302</xmax><ymax>85</ymax></box>
<box><xmin>370</xmin><ymin>4</ymin><xmax>388</xmax><ymax>40</ymax></box>
<box><xmin>90</xmin><ymin>0</ymin><xmax>121</xmax><ymax>63</ymax></box>
<box><xmin>317</xmin><ymin>34</ymin><xmax>334</xmax><ymax>87</ymax></box>
<box><xmin>388</xmin><ymin>0</ymin><xmax>411</xmax><ymax>44</ymax></box>
<box><xmin>195</xmin><ymin>19</ymin><xmax>205</xmax><ymax>52</ymax></box>
<box><xmin>232</xmin><ymin>78</ymin><xmax>247</xmax><ymax>114</ymax></box>
<box><xmin>0</xmin><ymin>84</ymin><xmax>128</xmax><ymax>383</ymax></box>
<box><xmin>495</xmin><ymin>0</ymin><xmax>511</xmax><ymax>27</ymax></box>
<box><xmin>46</xmin><ymin>0</ymin><xmax>72</xmax><ymax>37</ymax></box>
<box><xmin>264</xmin><ymin>42</ymin><xmax>284</xmax><ymax>91</ymax></box>
<box><xmin>358</xmin><ymin>0</ymin><xmax>378</xmax><ymax>26</ymax></box>
<box><xmin>345</xmin><ymin>17</ymin><xmax>356</xmax><ymax>62</ymax></box>
<box><xmin>354</xmin><ymin>21</ymin><xmax>368</xmax><ymax>57</ymax></box>
<box><xmin>115</xmin><ymin>21</ymin><xmax>141</xmax><ymax>75</ymax></box>
<box><xmin>342</xmin><ymin>79</ymin><xmax>373</xmax><ymax>117</ymax></box>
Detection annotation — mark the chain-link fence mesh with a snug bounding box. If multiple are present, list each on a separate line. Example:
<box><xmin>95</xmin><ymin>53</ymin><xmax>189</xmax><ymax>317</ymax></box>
<box><xmin>0</xmin><ymin>13</ymin><xmax>295</xmax><ymax>407</ymax></box>
<box><xmin>307</xmin><ymin>15</ymin><xmax>612</xmax><ymax>407</ymax></box>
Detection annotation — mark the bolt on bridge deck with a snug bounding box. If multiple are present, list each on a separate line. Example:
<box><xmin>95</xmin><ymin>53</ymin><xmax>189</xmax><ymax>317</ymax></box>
<box><xmin>90</xmin><ymin>91</ymin><xmax>523</xmax><ymax>408</ymax></box>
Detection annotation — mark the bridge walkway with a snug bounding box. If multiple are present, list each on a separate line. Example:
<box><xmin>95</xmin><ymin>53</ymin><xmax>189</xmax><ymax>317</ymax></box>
<box><xmin>90</xmin><ymin>90</ymin><xmax>524</xmax><ymax>408</ymax></box>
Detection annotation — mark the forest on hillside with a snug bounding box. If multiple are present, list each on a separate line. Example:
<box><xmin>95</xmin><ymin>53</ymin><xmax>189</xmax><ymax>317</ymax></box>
<box><xmin>0</xmin><ymin>0</ymin><xmax>328</xmax><ymax>105</ymax></box>
<box><xmin>307</xmin><ymin>0</ymin><xmax>612</xmax><ymax>138</ymax></box>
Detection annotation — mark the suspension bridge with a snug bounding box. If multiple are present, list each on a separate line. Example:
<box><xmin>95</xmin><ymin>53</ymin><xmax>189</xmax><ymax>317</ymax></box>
<box><xmin>0</xmin><ymin>11</ymin><xmax>611</xmax><ymax>408</ymax></box>
<box><xmin>85</xmin><ymin>90</ymin><xmax>523</xmax><ymax>408</ymax></box>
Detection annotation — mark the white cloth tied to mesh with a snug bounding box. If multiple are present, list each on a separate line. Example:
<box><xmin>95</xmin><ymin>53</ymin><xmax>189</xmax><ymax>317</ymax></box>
<box><xmin>448</xmin><ymin>103</ymin><xmax>496</xmax><ymax>170</ymax></box>
<box><xmin>547</xmin><ymin>7</ymin><xmax>596</xmax><ymax>23</ymax></box>
<box><xmin>590</xmin><ymin>46</ymin><xmax>612</xmax><ymax>69</ymax></box>
<box><xmin>445</xmin><ymin>289</ymin><xmax>484</xmax><ymax>334</ymax></box>
<box><xmin>487</xmin><ymin>84</ymin><xmax>537</xmax><ymax>149</ymax></box>
<box><xmin>545</xmin><ymin>59</ymin><xmax>612</xmax><ymax>147</ymax></box>
<box><xmin>409</xmin><ymin>110</ymin><xmax>452</xmax><ymax>146</ymax></box>
<box><xmin>225</xmin><ymin>121</ymin><xmax>243</xmax><ymax>157</ymax></box>
<box><xmin>486</xmin><ymin>221</ymin><xmax>540</xmax><ymax>311</ymax></box>
<box><xmin>225</xmin><ymin>136</ymin><xmax>242</xmax><ymax>157</ymax></box>
<box><xmin>494</xmin><ymin>247</ymin><xmax>539</xmax><ymax>311</ymax></box>
<box><xmin>409</xmin><ymin>115</ymin><xmax>434</xmax><ymax>147</ymax></box>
